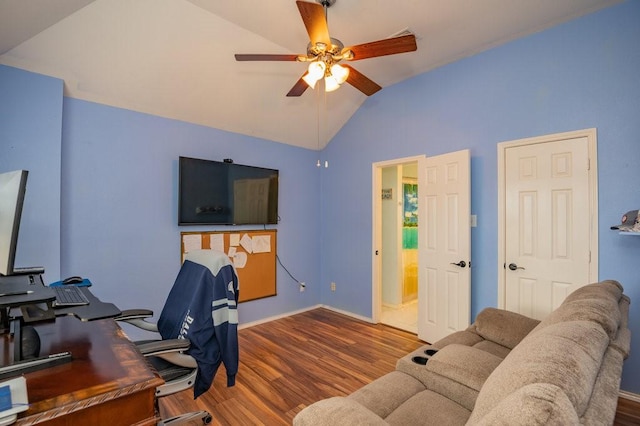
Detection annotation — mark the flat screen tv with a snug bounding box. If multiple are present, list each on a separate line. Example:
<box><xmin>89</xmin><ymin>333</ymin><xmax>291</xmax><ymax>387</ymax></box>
<box><xmin>178</xmin><ymin>157</ymin><xmax>279</xmax><ymax>226</ymax></box>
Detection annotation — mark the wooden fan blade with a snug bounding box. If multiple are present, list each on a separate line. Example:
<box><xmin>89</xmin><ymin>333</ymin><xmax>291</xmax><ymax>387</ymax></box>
<box><xmin>286</xmin><ymin>73</ymin><xmax>310</xmax><ymax>97</ymax></box>
<box><xmin>235</xmin><ymin>54</ymin><xmax>300</xmax><ymax>61</ymax></box>
<box><xmin>296</xmin><ymin>1</ymin><xmax>331</xmax><ymax>47</ymax></box>
<box><xmin>343</xmin><ymin>34</ymin><xmax>417</xmax><ymax>61</ymax></box>
<box><xmin>343</xmin><ymin>65</ymin><xmax>382</xmax><ymax>96</ymax></box>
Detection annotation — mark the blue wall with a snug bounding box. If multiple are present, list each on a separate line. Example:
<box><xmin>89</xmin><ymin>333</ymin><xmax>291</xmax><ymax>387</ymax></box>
<box><xmin>320</xmin><ymin>0</ymin><xmax>640</xmax><ymax>393</ymax></box>
<box><xmin>1</xmin><ymin>66</ymin><xmax>322</xmax><ymax>339</ymax></box>
<box><xmin>59</xmin><ymin>99</ymin><xmax>322</xmax><ymax>333</ymax></box>
<box><xmin>1</xmin><ymin>0</ymin><xmax>639</xmax><ymax>394</ymax></box>
<box><xmin>0</xmin><ymin>65</ymin><xmax>63</xmax><ymax>279</ymax></box>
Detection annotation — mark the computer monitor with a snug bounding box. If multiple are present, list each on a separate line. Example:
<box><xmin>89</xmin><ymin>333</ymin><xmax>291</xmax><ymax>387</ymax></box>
<box><xmin>0</xmin><ymin>170</ymin><xmax>28</xmax><ymax>276</ymax></box>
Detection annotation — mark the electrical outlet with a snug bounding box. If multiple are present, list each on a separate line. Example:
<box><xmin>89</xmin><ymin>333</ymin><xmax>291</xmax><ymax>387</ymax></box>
<box><xmin>331</xmin><ymin>282</ymin><xmax>336</xmax><ymax>292</ymax></box>
<box><xmin>299</xmin><ymin>282</ymin><xmax>305</xmax><ymax>292</ymax></box>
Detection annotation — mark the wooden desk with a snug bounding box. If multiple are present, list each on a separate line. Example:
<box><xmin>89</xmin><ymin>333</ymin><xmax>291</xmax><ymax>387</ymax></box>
<box><xmin>1</xmin><ymin>316</ymin><xmax>163</xmax><ymax>425</ymax></box>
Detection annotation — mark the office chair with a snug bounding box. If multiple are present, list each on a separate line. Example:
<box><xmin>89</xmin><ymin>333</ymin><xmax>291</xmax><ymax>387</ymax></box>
<box><xmin>116</xmin><ymin>249</ymin><xmax>240</xmax><ymax>425</ymax></box>
<box><xmin>116</xmin><ymin>310</ymin><xmax>213</xmax><ymax>425</ymax></box>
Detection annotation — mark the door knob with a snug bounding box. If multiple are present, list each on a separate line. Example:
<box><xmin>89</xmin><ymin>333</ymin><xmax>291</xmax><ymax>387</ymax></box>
<box><xmin>508</xmin><ymin>263</ymin><xmax>525</xmax><ymax>271</ymax></box>
<box><xmin>450</xmin><ymin>261</ymin><xmax>466</xmax><ymax>268</ymax></box>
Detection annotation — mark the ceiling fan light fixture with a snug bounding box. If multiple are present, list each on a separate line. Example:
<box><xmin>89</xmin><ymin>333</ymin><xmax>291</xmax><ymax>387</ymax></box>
<box><xmin>303</xmin><ymin>61</ymin><xmax>326</xmax><ymax>88</ymax></box>
<box><xmin>235</xmin><ymin>0</ymin><xmax>417</xmax><ymax>97</ymax></box>
<box><xmin>302</xmin><ymin>73</ymin><xmax>318</xmax><ymax>89</ymax></box>
<box><xmin>330</xmin><ymin>63</ymin><xmax>349</xmax><ymax>84</ymax></box>
<box><xmin>324</xmin><ymin>74</ymin><xmax>340</xmax><ymax>92</ymax></box>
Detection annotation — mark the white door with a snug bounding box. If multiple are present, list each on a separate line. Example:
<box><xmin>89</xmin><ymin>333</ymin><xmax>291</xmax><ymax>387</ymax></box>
<box><xmin>499</xmin><ymin>130</ymin><xmax>598</xmax><ymax>320</ymax></box>
<box><xmin>418</xmin><ymin>149</ymin><xmax>471</xmax><ymax>343</ymax></box>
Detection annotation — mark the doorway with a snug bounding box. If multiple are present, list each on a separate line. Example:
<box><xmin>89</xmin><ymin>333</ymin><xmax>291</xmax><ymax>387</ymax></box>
<box><xmin>373</xmin><ymin>151</ymin><xmax>471</xmax><ymax>342</ymax></box>
<box><xmin>372</xmin><ymin>156</ymin><xmax>422</xmax><ymax>333</ymax></box>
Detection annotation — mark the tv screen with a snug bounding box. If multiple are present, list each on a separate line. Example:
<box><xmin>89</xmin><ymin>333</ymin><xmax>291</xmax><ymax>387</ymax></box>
<box><xmin>178</xmin><ymin>157</ymin><xmax>279</xmax><ymax>225</ymax></box>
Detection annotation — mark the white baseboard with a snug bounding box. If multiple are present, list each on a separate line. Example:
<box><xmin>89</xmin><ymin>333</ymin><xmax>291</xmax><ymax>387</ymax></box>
<box><xmin>319</xmin><ymin>305</ymin><xmax>375</xmax><ymax>324</ymax></box>
<box><xmin>239</xmin><ymin>304</ymin><xmax>375</xmax><ymax>330</ymax></box>
<box><xmin>382</xmin><ymin>302</ymin><xmax>402</xmax><ymax>310</ymax></box>
<box><xmin>238</xmin><ymin>305</ymin><xmax>323</xmax><ymax>330</ymax></box>
<box><xmin>619</xmin><ymin>390</ymin><xmax>640</xmax><ymax>403</ymax></box>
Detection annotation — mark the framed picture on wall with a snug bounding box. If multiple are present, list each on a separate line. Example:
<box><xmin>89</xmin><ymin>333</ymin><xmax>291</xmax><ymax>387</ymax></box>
<box><xmin>403</xmin><ymin>180</ymin><xmax>418</xmax><ymax>249</ymax></box>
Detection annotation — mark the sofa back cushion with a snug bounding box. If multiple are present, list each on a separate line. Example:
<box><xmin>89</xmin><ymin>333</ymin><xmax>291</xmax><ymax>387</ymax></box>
<box><xmin>468</xmin><ymin>320</ymin><xmax>609</xmax><ymax>423</ymax></box>
<box><xmin>474</xmin><ymin>308</ymin><xmax>540</xmax><ymax>349</ymax></box>
<box><xmin>531</xmin><ymin>280</ymin><xmax>623</xmax><ymax>340</ymax></box>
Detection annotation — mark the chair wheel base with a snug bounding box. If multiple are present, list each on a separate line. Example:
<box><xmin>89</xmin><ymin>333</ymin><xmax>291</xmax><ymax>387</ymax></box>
<box><xmin>159</xmin><ymin>410</ymin><xmax>212</xmax><ymax>425</ymax></box>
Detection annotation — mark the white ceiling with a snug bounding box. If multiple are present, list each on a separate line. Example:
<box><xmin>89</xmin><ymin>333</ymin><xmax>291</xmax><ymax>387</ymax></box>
<box><xmin>0</xmin><ymin>0</ymin><xmax>620</xmax><ymax>150</ymax></box>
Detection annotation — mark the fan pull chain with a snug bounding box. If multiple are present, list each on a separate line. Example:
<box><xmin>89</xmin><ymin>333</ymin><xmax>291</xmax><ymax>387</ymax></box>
<box><xmin>316</xmin><ymin>83</ymin><xmax>321</xmax><ymax>167</ymax></box>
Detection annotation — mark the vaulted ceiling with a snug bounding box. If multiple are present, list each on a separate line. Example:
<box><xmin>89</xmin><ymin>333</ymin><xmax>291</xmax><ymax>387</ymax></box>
<box><xmin>0</xmin><ymin>0</ymin><xmax>620</xmax><ymax>149</ymax></box>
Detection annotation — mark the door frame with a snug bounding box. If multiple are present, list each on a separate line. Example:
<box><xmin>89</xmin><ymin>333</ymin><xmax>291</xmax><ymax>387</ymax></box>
<box><xmin>372</xmin><ymin>155</ymin><xmax>425</xmax><ymax>323</ymax></box>
<box><xmin>497</xmin><ymin>128</ymin><xmax>599</xmax><ymax>309</ymax></box>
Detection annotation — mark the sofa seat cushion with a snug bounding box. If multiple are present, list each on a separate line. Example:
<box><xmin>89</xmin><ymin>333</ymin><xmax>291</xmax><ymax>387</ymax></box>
<box><xmin>348</xmin><ymin>371</ymin><xmax>427</xmax><ymax>418</ymax></box>
<box><xmin>293</xmin><ymin>397</ymin><xmax>388</xmax><ymax>425</ymax></box>
<box><xmin>385</xmin><ymin>389</ymin><xmax>471</xmax><ymax>425</ymax></box>
<box><xmin>426</xmin><ymin>345</ymin><xmax>503</xmax><ymax>392</ymax></box>
<box><xmin>293</xmin><ymin>371</ymin><xmax>472</xmax><ymax>426</ymax></box>
<box><xmin>469</xmin><ymin>320</ymin><xmax>609</xmax><ymax>422</ymax></box>
<box><xmin>352</xmin><ymin>372</ymin><xmax>471</xmax><ymax>425</ymax></box>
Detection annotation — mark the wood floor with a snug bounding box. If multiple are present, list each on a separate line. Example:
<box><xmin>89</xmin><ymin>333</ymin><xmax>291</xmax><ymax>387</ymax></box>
<box><xmin>615</xmin><ymin>396</ymin><xmax>640</xmax><ymax>426</ymax></box>
<box><xmin>158</xmin><ymin>308</ymin><xmax>423</xmax><ymax>425</ymax></box>
<box><xmin>159</xmin><ymin>307</ymin><xmax>640</xmax><ymax>425</ymax></box>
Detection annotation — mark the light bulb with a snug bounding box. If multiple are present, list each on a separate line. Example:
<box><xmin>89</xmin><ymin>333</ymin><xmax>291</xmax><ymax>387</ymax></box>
<box><xmin>309</xmin><ymin>61</ymin><xmax>326</xmax><ymax>77</ymax></box>
<box><xmin>324</xmin><ymin>75</ymin><xmax>340</xmax><ymax>92</ymax></box>
<box><xmin>303</xmin><ymin>61</ymin><xmax>325</xmax><ymax>88</ymax></box>
<box><xmin>330</xmin><ymin>64</ymin><xmax>349</xmax><ymax>84</ymax></box>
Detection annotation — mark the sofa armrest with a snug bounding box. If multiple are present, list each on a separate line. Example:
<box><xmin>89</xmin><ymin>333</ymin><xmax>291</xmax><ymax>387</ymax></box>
<box><xmin>474</xmin><ymin>308</ymin><xmax>540</xmax><ymax>349</ymax></box>
<box><xmin>293</xmin><ymin>397</ymin><xmax>388</xmax><ymax>426</ymax></box>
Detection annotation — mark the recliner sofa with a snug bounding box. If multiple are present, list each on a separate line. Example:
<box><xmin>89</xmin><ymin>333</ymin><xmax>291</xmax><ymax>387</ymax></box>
<box><xmin>294</xmin><ymin>280</ymin><xmax>631</xmax><ymax>425</ymax></box>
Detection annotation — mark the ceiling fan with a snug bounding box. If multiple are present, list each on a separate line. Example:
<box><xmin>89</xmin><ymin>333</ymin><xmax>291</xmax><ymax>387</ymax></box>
<box><xmin>234</xmin><ymin>0</ymin><xmax>417</xmax><ymax>97</ymax></box>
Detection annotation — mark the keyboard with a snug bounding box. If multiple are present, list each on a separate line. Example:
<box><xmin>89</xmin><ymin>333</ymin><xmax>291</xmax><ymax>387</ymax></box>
<box><xmin>53</xmin><ymin>286</ymin><xmax>90</xmax><ymax>307</ymax></box>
